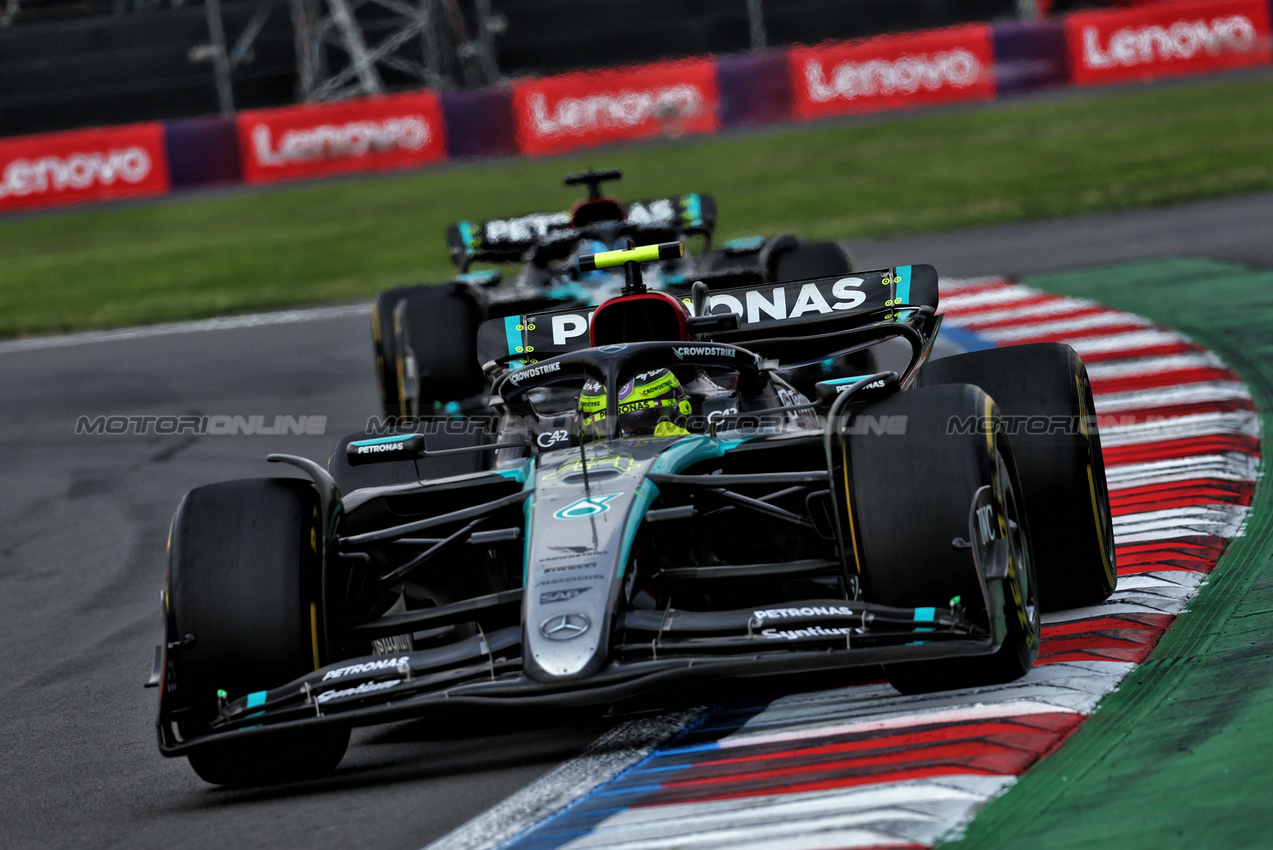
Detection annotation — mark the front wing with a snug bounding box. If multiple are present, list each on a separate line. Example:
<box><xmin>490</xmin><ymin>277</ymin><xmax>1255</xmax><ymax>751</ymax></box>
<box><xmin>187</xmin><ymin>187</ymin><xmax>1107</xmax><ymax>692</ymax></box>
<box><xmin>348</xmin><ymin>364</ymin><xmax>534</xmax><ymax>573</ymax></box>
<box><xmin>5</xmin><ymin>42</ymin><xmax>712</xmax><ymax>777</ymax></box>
<box><xmin>158</xmin><ymin>595</ymin><xmax>1003</xmax><ymax>757</ymax></box>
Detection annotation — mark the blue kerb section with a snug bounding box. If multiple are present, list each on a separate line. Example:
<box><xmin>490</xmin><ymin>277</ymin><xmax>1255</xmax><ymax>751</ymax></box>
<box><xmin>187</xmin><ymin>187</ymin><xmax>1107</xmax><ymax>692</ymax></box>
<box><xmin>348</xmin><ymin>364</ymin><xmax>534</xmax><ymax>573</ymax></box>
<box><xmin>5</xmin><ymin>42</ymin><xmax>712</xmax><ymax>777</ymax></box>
<box><xmin>501</xmin><ymin>705</ymin><xmax>770</xmax><ymax>850</ymax></box>
<box><xmin>939</xmin><ymin>323</ymin><xmax>999</xmax><ymax>353</ymax></box>
<box><xmin>504</xmin><ymin>315</ymin><xmax>523</xmax><ymax>357</ymax></box>
<box><xmin>349</xmin><ymin>434</ymin><xmax>414</xmax><ymax>447</ymax></box>
<box><xmin>896</xmin><ymin>264</ymin><xmax>912</xmax><ymax>306</ymax></box>
<box><xmin>657</xmin><ymin>740</ymin><xmax>723</xmax><ymax>757</ymax></box>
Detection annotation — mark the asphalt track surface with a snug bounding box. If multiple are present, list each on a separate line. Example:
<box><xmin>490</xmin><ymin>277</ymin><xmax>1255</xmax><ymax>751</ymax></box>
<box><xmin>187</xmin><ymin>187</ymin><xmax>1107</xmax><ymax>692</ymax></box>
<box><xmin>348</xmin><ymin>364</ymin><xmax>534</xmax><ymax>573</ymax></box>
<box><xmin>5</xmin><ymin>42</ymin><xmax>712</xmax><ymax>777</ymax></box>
<box><xmin>3</xmin><ymin>191</ymin><xmax>1272</xmax><ymax>850</ymax></box>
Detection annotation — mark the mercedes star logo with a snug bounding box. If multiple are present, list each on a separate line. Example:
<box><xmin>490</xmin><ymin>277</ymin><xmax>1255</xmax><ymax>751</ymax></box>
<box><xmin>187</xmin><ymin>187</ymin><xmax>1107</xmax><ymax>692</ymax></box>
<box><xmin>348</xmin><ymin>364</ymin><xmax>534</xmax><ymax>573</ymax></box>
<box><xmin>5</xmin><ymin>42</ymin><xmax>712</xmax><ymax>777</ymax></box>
<box><xmin>540</xmin><ymin>612</ymin><xmax>591</xmax><ymax>641</ymax></box>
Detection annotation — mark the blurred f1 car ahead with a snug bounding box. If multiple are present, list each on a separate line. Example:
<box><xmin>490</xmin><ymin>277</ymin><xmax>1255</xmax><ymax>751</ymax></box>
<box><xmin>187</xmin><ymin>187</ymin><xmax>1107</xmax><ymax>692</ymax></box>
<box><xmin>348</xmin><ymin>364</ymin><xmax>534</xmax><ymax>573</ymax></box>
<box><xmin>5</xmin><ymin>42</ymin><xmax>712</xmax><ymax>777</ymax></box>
<box><xmin>154</xmin><ymin>243</ymin><xmax>1117</xmax><ymax>786</ymax></box>
<box><xmin>372</xmin><ymin>168</ymin><xmax>855</xmax><ymax>418</ymax></box>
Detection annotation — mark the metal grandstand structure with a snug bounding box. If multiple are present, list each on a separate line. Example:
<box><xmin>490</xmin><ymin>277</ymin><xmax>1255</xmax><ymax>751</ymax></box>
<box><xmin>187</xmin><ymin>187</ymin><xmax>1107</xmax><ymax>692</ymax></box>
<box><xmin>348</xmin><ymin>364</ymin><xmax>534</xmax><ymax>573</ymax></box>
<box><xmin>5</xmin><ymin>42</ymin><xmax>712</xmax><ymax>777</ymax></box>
<box><xmin>203</xmin><ymin>0</ymin><xmax>498</xmax><ymax>111</ymax></box>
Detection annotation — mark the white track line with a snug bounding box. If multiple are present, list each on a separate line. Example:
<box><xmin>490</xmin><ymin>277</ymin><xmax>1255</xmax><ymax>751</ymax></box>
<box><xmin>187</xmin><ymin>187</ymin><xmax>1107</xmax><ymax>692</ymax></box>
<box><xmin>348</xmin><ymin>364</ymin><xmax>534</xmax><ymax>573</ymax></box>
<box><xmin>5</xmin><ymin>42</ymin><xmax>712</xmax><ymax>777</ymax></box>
<box><xmin>0</xmin><ymin>303</ymin><xmax>369</xmax><ymax>355</ymax></box>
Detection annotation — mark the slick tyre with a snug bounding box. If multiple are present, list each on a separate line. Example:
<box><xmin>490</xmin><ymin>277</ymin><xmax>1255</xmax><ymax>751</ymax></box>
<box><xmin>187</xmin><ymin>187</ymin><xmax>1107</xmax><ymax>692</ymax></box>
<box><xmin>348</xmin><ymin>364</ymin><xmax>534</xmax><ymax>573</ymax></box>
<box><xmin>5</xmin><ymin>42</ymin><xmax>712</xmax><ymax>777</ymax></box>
<box><xmin>844</xmin><ymin>384</ymin><xmax>1040</xmax><ymax>695</ymax></box>
<box><xmin>166</xmin><ymin>478</ymin><xmax>348</xmax><ymax>786</ymax></box>
<box><xmin>394</xmin><ymin>283</ymin><xmax>487</xmax><ymax>417</ymax></box>
<box><xmin>918</xmin><ymin>343</ymin><xmax>1117</xmax><ymax>611</ymax></box>
<box><xmin>769</xmin><ymin>240</ymin><xmax>853</xmax><ymax>281</ymax></box>
<box><xmin>372</xmin><ymin>285</ymin><xmax>418</xmax><ymax>420</ymax></box>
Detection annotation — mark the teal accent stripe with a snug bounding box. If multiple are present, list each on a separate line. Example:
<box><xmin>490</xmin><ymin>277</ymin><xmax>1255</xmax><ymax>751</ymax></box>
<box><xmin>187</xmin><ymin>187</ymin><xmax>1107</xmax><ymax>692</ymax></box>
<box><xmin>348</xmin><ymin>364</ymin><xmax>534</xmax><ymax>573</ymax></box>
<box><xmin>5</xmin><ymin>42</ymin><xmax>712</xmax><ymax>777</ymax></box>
<box><xmin>520</xmin><ymin>456</ymin><xmax>537</xmax><ymax>585</ymax></box>
<box><xmin>896</xmin><ymin>265</ymin><xmax>912</xmax><ymax>306</ymax></box>
<box><xmin>822</xmin><ymin>375</ymin><xmax>872</xmax><ymax>386</ymax></box>
<box><xmin>915</xmin><ymin>605</ymin><xmax>935</xmax><ymax>634</ymax></box>
<box><xmin>350</xmin><ymin>434</ymin><xmax>414</xmax><ymax>447</ymax></box>
<box><xmin>504</xmin><ymin>315</ymin><xmax>523</xmax><ymax>358</ymax></box>
<box><xmin>684</xmin><ymin>194</ymin><xmax>703</xmax><ymax>227</ymax></box>
<box><xmin>617</xmin><ymin>480</ymin><xmax>659</xmax><ymax>578</ymax></box>
<box><xmin>246</xmin><ymin>690</ymin><xmax>267</xmax><ymax>708</ymax></box>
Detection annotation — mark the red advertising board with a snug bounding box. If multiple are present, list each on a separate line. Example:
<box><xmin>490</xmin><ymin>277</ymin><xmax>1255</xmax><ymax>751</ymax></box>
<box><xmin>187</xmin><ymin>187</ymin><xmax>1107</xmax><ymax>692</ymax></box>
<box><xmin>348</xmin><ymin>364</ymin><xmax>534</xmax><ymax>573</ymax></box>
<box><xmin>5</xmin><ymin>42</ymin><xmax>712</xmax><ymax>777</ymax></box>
<box><xmin>1066</xmin><ymin>0</ymin><xmax>1272</xmax><ymax>85</ymax></box>
<box><xmin>238</xmin><ymin>92</ymin><xmax>448</xmax><ymax>184</ymax></box>
<box><xmin>789</xmin><ymin>25</ymin><xmax>996</xmax><ymax>120</ymax></box>
<box><xmin>0</xmin><ymin>123</ymin><xmax>169</xmax><ymax>213</ymax></box>
<box><xmin>512</xmin><ymin>59</ymin><xmax>720</xmax><ymax>156</ymax></box>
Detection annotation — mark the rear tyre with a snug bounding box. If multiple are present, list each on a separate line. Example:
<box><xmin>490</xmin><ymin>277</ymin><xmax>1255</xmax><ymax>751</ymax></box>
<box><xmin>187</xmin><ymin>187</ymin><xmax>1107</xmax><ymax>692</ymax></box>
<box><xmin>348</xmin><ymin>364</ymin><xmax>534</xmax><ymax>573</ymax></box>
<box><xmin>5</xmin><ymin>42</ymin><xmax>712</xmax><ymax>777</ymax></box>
<box><xmin>769</xmin><ymin>240</ymin><xmax>853</xmax><ymax>281</ymax></box>
<box><xmin>844</xmin><ymin>384</ymin><xmax>1040</xmax><ymax>694</ymax></box>
<box><xmin>166</xmin><ymin>478</ymin><xmax>348</xmax><ymax>786</ymax></box>
<box><xmin>372</xmin><ymin>286</ymin><xmax>418</xmax><ymax>420</ymax></box>
<box><xmin>919</xmin><ymin>343</ymin><xmax>1117</xmax><ymax>611</ymax></box>
<box><xmin>394</xmin><ymin>283</ymin><xmax>487</xmax><ymax>417</ymax></box>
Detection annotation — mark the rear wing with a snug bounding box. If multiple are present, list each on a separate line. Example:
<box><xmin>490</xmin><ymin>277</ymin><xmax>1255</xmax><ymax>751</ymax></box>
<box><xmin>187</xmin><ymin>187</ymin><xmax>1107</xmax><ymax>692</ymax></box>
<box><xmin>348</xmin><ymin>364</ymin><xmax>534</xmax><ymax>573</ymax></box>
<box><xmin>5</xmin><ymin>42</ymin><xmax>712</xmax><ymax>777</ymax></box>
<box><xmin>476</xmin><ymin>265</ymin><xmax>938</xmax><ymax>371</ymax></box>
<box><xmin>447</xmin><ymin>194</ymin><xmax>716</xmax><ymax>270</ymax></box>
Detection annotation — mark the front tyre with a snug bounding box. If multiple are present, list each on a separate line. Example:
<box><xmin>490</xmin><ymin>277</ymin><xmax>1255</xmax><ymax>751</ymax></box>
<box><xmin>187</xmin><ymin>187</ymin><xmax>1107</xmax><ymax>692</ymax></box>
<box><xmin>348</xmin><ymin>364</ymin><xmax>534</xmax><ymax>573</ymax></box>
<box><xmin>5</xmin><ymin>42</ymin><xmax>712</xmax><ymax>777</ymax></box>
<box><xmin>919</xmin><ymin>343</ymin><xmax>1117</xmax><ymax>611</ymax></box>
<box><xmin>843</xmin><ymin>384</ymin><xmax>1040</xmax><ymax>694</ymax></box>
<box><xmin>164</xmin><ymin>478</ymin><xmax>349</xmax><ymax>786</ymax></box>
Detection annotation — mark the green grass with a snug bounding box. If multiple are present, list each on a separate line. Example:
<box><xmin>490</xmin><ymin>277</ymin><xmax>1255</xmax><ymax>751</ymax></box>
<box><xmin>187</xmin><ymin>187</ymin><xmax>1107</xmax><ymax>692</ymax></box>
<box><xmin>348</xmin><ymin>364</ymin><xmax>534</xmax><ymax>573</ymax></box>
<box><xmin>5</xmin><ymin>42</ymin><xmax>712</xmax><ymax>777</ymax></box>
<box><xmin>5</xmin><ymin>73</ymin><xmax>1273</xmax><ymax>337</ymax></box>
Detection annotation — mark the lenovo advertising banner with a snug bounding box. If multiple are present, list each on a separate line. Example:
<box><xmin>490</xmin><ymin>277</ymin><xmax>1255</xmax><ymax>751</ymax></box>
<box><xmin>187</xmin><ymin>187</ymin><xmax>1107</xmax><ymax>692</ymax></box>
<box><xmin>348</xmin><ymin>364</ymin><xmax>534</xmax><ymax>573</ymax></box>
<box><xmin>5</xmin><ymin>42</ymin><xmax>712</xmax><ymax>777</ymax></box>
<box><xmin>1066</xmin><ymin>0</ymin><xmax>1272</xmax><ymax>86</ymax></box>
<box><xmin>0</xmin><ymin>123</ymin><xmax>169</xmax><ymax>213</ymax></box>
<box><xmin>512</xmin><ymin>59</ymin><xmax>720</xmax><ymax>156</ymax></box>
<box><xmin>789</xmin><ymin>24</ymin><xmax>997</xmax><ymax>120</ymax></box>
<box><xmin>238</xmin><ymin>92</ymin><xmax>448</xmax><ymax>184</ymax></box>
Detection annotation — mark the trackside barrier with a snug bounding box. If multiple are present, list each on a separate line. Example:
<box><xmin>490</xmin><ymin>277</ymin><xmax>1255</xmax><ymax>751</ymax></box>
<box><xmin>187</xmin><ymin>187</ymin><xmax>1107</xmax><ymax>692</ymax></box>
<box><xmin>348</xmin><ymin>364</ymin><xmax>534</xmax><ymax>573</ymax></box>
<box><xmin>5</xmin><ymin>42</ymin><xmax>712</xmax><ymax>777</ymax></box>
<box><xmin>509</xmin><ymin>58</ymin><xmax>721</xmax><ymax>156</ymax></box>
<box><xmin>1065</xmin><ymin>0</ymin><xmax>1272</xmax><ymax>86</ymax></box>
<box><xmin>236</xmin><ymin>91</ymin><xmax>448</xmax><ymax>185</ymax></box>
<box><xmin>2</xmin><ymin>0</ymin><xmax>1272</xmax><ymax>213</ymax></box>
<box><xmin>788</xmin><ymin>24</ymin><xmax>998</xmax><ymax>119</ymax></box>
<box><xmin>0</xmin><ymin>122</ymin><xmax>169</xmax><ymax>213</ymax></box>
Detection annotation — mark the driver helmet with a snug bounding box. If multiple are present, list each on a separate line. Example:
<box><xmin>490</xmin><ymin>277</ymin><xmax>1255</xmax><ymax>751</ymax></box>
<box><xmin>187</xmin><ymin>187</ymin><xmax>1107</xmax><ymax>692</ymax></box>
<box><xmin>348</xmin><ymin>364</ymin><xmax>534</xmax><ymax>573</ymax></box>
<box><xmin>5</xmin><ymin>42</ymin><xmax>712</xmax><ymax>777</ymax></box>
<box><xmin>579</xmin><ymin>368</ymin><xmax>693</xmax><ymax>437</ymax></box>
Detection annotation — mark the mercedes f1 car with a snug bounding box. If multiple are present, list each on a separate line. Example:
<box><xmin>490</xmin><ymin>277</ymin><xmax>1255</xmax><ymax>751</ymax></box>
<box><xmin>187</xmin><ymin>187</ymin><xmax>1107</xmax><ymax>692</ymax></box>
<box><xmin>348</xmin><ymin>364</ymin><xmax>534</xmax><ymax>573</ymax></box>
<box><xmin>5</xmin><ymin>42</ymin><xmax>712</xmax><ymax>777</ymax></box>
<box><xmin>153</xmin><ymin>244</ymin><xmax>1117</xmax><ymax>786</ymax></box>
<box><xmin>371</xmin><ymin>168</ymin><xmax>854</xmax><ymax>418</ymax></box>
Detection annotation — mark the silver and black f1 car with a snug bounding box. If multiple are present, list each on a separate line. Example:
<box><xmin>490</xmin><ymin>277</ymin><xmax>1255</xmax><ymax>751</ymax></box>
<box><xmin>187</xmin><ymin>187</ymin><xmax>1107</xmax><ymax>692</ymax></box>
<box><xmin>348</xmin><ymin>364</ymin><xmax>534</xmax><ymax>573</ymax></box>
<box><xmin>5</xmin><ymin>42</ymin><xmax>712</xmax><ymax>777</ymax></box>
<box><xmin>153</xmin><ymin>244</ymin><xmax>1117</xmax><ymax>786</ymax></box>
<box><xmin>371</xmin><ymin>168</ymin><xmax>854</xmax><ymax>418</ymax></box>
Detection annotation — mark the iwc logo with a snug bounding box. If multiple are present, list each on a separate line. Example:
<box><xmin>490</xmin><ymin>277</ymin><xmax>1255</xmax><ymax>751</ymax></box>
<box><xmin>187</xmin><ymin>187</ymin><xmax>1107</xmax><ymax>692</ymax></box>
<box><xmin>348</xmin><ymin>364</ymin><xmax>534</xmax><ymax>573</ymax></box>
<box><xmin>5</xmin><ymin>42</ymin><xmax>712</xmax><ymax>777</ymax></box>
<box><xmin>539</xmin><ymin>612</ymin><xmax>591</xmax><ymax>641</ymax></box>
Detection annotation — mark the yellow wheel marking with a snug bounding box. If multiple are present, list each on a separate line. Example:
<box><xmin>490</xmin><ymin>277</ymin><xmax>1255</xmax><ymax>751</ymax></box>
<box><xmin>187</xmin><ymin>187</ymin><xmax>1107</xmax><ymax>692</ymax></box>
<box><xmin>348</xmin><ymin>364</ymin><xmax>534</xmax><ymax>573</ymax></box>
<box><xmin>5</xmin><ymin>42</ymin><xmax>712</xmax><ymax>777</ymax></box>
<box><xmin>310</xmin><ymin>602</ymin><xmax>321</xmax><ymax>670</ymax></box>
<box><xmin>983</xmin><ymin>394</ymin><xmax>995</xmax><ymax>454</ymax></box>
<box><xmin>839</xmin><ymin>442</ymin><xmax>863</xmax><ymax>575</ymax></box>
<box><xmin>1088</xmin><ymin>463</ymin><xmax>1117</xmax><ymax>587</ymax></box>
